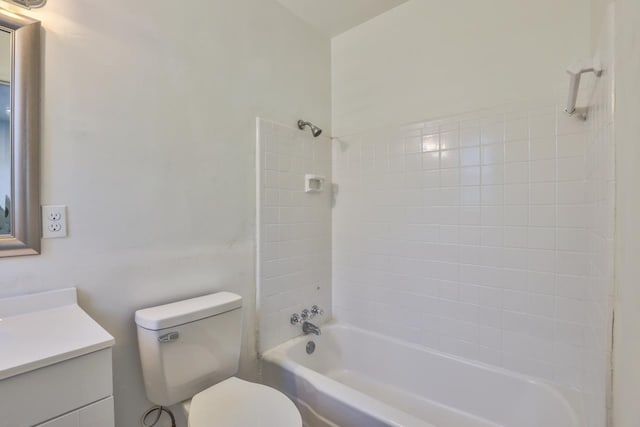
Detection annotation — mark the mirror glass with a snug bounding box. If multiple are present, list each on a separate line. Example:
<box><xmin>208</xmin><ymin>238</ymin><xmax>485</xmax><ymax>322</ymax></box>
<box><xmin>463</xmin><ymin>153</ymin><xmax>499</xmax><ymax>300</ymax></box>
<box><xmin>0</xmin><ymin>29</ymin><xmax>10</xmax><ymax>237</ymax></box>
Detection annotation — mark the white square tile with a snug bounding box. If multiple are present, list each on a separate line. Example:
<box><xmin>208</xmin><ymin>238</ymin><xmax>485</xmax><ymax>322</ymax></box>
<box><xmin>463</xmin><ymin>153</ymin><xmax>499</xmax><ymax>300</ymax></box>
<box><xmin>461</xmin><ymin>167</ymin><xmax>481</xmax><ymax>186</ymax></box>
<box><xmin>440</xmin><ymin>168</ymin><xmax>460</xmax><ymax>187</ymax></box>
<box><xmin>440</xmin><ymin>130</ymin><xmax>460</xmax><ymax>150</ymax></box>
<box><xmin>423</xmin><ymin>170</ymin><xmax>440</xmax><ymax>188</ymax></box>
<box><xmin>531</xmin><ymin>159</ymin><xmax>556</xmax><ymax>182</ymax></box>
<box><xmin>422</xmin><ymin>134</ymin><xmax>440</xmax><ymax>152</ymax></box>
<box><xmin>505</xmin><ymin>141</ymin><xmax>529</xmax><ymax>163</ymax></box>
<box><xmin>406</xmin><ymin>153</ymin><xmax>422</xmax><ymax>171</ymax></box>
<box><xmin>557</xmin><ymin>228</ymin><xmax>587</xmax><ymax>252</ymax></box>
<box><xmin>555</xmin><ymin>297</ymin><xmax>585</xmax><ymax>323</ymax></box>
<box><xmin>504</xmin><ymin>227</ymin><xmax>528</xmax><ymax>248</ymax></box>
<box><xmin>440</xmin><ymin>187</ymin><xmax>460</xmax><ymax>206</ymax></box>
<box><xmin>527</xmin><ymin>271</ymin><xmax>556</xmax><ymax>295</ymax></box>
<box><xmin>530</xmin><ymin>137</ymin><xmax>556</xmax><ymax>161</ymax></box>
<box><xmin>405</xmin><ymin>136</ymin><xmax>422</xmax><ymax>154</ymax></box>
<box><xmin>557</xmin><ymin>133</ymin><xmax>586</xmax><ymax>158</ymax></box>
<box><xmin>459</xmin><ymin>226</ymin><xmax>482</xmax><ymax>245</ymax></box>
<box><xmin>482</xmin><ymin>165</ymin><xmax>504</xmax><ymax>185</ymax></box>
<box><xmin>504</xmin><ymin>184</ymin><xmax>529</xmax><ymax>205</ymax></box>
<box><xmin>558</xmin><ymin>156</ymin><xmax>585</xmax><ymax>181</ymax></box>
<box><xmin>440</xmin><ymin>149</ymin><xmax>460</xmax><ymax>168</ymax></box>
<box><xmin>505</xmin><ymin>162</ymin><xmax>529</xmax><ymax>184</ymax></box>
<box><xmin>481</xmin><ymin>122</ymin><xmax>505</xmax><ymax>145</ymax></box>
<box><xmin>461</xmin><ymin>127</ymin><xmax>481</xmax><ymax>147</ymax></box>
<box><xmin>460</xmin><ymin>207</ymin><xmax>481</xmax><ymax>225</ymax></box>
<box><xmin>528</xmin><ymin>249</ymin><xmax>556</xmax><ymax>273</ymax></box>
<box><xmin>461</xmin><ymin>147</ymin><xmax>481</xmax><ymax>166</ymax></box>
<box><xmin>530</xmin><ymin>182</ymin><xmax>556</xmax><ymax>205</ymax></box>
<box><xmin>461</xmin><ymin>186</ymin><xmax>481</xmax><ymax>205</ymax></box>
<box><xmin>557</xmin><ymin>182</ymin><xmax>586</xmax><ymax>204</ymax></box>
<box><xmin>528</xmin><ymin>227</ymin><xmax>555</xmax><ymax>250</ymax></box>
<box><xmin>482</xmin><ymin>144</ymin><xmax>504</xmax><ymax>165</ymax></box>
<box><xmin>504</xmin><ymin>206</ymin><xmax>528</xmax><ymax>226</ymax></box>
<box><xmin>482</xmin><ymin>185</ymin><xmax>504</xmax><ymax>205</ymax></box>
<box><xmin>557</xmin><ymin>205</ymin><xmax>587</xmax><ymax>228</ymax></box>
<box><xmin>505</xmin><ymin>117</ymin><xmax>529</xmax><ymax>142</ymax></box>
<box><xmin>481</xmin><ymin>206</ymin><xmax>503</xmax><ymax>226</ymax></box>
<box><xmin>422</xmin><ymin>151</ymin><xmax>440</xmax><ymax>170</ymax></box>
<box><xmin>529</xmin><ymin>206</ymin><xmax>556</xmax><ymax>227</ymax></box>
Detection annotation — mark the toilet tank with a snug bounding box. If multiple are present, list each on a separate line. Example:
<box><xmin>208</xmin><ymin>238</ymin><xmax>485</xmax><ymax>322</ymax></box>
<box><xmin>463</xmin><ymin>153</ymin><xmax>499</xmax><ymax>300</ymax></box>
<box><xmin>135</xmin><ymin>292</ymin><xmax>243</xmax><ymax>406</ymax></box>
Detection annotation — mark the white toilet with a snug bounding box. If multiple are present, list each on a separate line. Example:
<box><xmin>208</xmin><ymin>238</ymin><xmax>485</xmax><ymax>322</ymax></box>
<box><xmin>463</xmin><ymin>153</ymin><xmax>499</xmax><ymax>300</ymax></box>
<box><xmin>135</xmin><ymin>292</ymin><xmax>302</xmax><ymax>427</ymax></box>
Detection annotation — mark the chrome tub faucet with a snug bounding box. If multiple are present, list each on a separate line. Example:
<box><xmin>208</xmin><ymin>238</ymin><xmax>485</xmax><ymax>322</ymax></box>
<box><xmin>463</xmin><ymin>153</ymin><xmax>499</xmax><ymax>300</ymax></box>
<box><xmin>302</xmin><ymin>321</ymin><xmax>321</xmax><ymax>336</ymax></box>
<box><xmin>291</xmin><ymin>305</ymin><xmax>324</xmax><ymax>336</ymax></box>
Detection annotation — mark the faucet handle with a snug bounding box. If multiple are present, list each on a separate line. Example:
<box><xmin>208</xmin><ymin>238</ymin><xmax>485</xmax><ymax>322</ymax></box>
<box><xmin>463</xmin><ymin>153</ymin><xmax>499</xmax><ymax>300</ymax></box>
<box><xmin>300</xmin><ymin>309</ymin><xmax>310</xmax><ymax>321</ymax></box>
<box><xmin>310</xmin><ymin>305</ymin><xmax>324</xmax><ymax>318</ymax></box>
<box><xmin>290</xmin><ymin>313</ymin><xmax>301</xmax><ymax>325</ymax></box>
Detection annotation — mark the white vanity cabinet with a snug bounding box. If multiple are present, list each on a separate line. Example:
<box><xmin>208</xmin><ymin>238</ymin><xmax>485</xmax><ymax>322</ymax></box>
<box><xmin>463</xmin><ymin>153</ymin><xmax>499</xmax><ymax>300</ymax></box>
<box><xmin>0</xmin><ymin>289</ymin><xmax>115</xmax><ymax>427</ymax></box>
<box><xmin>35</xmin><ymin>397</ymin><xmax>114</xmax><ymax>427</ymax></box>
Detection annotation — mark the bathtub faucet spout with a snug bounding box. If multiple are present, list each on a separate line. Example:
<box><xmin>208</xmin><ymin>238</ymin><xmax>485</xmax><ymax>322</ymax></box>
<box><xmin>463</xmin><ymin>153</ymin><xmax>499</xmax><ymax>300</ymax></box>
<box><xmin>302</xmin><ymin>321</ymin><xmax>321</xmax><ymax>336</ymax></box>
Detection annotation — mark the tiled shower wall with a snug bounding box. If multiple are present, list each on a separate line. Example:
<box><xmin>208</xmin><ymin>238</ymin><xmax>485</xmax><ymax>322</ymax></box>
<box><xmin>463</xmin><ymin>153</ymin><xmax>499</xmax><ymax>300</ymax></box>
<box><xmin>332</xmin><ymin>104</ymin><xmax>602</xmax><ymax>390</ymax></box>
<box><xmin>257</xmin><ymin>118</ymin><xmax>332</xmax><ymax>353</ymax></box>
<box><xmin>584</xmin><ymin>8</ymin><xmax>615</xmax><ymax>426</ymax></box>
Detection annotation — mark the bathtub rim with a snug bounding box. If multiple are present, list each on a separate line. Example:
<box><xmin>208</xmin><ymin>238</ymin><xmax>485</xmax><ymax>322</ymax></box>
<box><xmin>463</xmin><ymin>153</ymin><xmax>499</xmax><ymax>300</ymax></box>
<box><xmin>261</xmin><ymin>321</ymin><xmax>584</xmax><ymax>427</ymax></box>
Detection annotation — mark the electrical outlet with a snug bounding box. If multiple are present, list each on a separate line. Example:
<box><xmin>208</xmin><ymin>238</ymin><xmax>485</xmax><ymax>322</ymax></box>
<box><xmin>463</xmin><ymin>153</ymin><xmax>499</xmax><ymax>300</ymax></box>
<box><xmin>48</xmin><ymin>211</ymin><xmax>61</xmax><ymax>221</ymax></box>
<box><xmin>47</xmin><ymin>222</ymin><xmax>61</xmax><ymax>233</ymax></box>
<box><xmin>42</xmin><ymin>205</ymin><xmax>67</xmax><ymax>239</ymax></box>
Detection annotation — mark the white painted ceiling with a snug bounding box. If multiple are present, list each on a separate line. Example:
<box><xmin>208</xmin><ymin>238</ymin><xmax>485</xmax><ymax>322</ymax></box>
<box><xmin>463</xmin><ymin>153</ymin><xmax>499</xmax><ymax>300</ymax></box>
<box><xmin>276</xmin><ymin>0</ymin><xmax>409</xmax><ymax>37</ymax></box>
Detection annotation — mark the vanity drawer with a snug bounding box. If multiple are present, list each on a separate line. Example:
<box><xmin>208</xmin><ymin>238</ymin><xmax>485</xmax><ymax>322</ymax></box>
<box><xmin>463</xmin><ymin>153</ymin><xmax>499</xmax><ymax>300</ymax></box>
<box><xmin>35</xmin><ymin>397</ymin><xmax>114</xmax><ymax>427</ymax></box>
<box><xmin>0</xmin><ymin>349</ymin><xmax>113</xmax><ymax>427</ymax></box>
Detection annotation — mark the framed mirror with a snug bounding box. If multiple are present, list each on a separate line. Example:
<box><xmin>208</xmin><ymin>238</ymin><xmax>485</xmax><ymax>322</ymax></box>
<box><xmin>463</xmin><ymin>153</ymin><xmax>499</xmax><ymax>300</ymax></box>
<box><xmin>0</xmin><ymin>9</ymin><xmax>40</xmax><ymax>257</ymax></box>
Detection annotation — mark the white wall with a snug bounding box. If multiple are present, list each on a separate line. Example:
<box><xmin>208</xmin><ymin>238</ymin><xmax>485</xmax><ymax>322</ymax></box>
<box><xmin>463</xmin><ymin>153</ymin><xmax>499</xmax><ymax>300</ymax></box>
<box><xmin>590</xmin><ymin>0</ymin><xmax>613</xmax><ymax>52</ymax></box>
<box><xmin>0</xmin><ymin>1</ymin><xmax>330</xmax><ymax>426</ymax></box>
<box><xmin>257</xmin><ymin>119</ymin><xmax>332</xmax><ymax>353</ymax></box>
<box><xmin>331</xmin><ymin>0</ymin><xmax>591</xmax><ymax>137</ymax></box>
<box><xmin>612</xmin><ymin>0</ymin><xmax>640</xmax><ymax>425</ymax></box>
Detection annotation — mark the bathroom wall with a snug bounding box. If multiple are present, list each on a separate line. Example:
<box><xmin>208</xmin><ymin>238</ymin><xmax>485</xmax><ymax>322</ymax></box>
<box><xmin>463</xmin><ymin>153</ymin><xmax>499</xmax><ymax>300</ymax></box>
<box><xmin>590</xmin><ymin>0</ymin><xmax>613</xmax><ymax>52</ymax></box>
<box><xmin>612</xmin><ymin>0</ymin><xmax>640</xmax><ymax>425</ymax></box>
<box><xmin>583</xmin><ymin>7</ymin><xmax>615</xmax><ymax>426</ymax></box>
<box><xmin>331</xmin><ymin>0</ymin><xmax>591</xmax><ymax>137</ymax></box>
<box><xmin>0</xmin><ymin>1</ymin><xmax>330</xmax><ymax>426</ymax></box>
<box><xmin>333</xmin><ymin>105</ymin><xmax>594</xmax><ymax>390</ymax></box>
<box><xmin>256</xmin><ymin>118</ymin><xmax>332</xmax><ymax>353</ymax></box>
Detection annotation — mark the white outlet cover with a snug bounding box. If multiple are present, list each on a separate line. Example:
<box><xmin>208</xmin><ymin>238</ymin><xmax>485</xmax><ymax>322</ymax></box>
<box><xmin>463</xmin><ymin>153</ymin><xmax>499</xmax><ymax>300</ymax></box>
<box><xmin>42</xmin><ymin>205</ymin><xmax>67</xmax><ymax>239</ymax></box>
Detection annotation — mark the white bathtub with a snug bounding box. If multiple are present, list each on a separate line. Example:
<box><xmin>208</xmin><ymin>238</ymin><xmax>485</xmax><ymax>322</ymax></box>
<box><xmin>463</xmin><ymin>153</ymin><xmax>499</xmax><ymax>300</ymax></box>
<box><xmin>261</xmin><ymin>323</ymin><xmax>581</xmax><ymax>427</ymax></box>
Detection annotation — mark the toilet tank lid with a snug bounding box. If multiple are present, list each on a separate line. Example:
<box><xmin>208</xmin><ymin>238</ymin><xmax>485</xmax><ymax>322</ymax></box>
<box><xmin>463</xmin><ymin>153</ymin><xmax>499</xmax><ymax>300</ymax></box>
<box><xmin>135</xmin><ymin>292</ymin><xmax>242</xmax><ymax>331</ymax></box>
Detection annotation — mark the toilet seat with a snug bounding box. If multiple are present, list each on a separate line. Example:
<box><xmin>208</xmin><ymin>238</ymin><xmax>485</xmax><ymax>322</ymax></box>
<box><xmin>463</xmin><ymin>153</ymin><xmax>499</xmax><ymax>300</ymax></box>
<box><xmin>188</xmin><ymin>377</ymin><xmax>302</xmax><ymax>427</ymax></box>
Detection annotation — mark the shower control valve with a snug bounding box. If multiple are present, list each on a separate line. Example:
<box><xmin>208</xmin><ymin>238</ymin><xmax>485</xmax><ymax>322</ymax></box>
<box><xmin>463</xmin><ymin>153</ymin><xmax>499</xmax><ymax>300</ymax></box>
<box><xmin>301</xmin><ymin>309</ymin><xmax>310</xmax><ymax>321</ymax></box>
<box><xmin>310</xmin><ymin>305</ymin><xmax>324</xmax><ymax>318</ymax></box>
<box><xmin>290</xmin><ymin>313</ymin><xmax>301</xmax><ymax>325</ymax></box>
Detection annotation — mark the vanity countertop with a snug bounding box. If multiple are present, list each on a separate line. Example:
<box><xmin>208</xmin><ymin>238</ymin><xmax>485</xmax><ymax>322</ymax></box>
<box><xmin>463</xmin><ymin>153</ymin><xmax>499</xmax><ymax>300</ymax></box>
<box><xmin>0</xmin><ymin>288</ymin><xmax>115</xmax><ymax>380</ymax></box>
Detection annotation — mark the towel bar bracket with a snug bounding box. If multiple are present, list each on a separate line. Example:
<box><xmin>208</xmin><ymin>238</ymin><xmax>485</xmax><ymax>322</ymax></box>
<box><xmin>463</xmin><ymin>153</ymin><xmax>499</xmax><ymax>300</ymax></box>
<box><xmin>565</xmin><ymin>60</ymin><xmax>603</xmax><ymax>120</ymax></box>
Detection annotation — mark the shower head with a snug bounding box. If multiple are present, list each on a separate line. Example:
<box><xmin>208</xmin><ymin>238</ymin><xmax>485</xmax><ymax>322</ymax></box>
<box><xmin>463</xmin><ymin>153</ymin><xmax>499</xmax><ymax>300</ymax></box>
<box><xmin>297</xmin><ymin>120</ymin><xmax>322</xmax><ymax>138</ymax></box>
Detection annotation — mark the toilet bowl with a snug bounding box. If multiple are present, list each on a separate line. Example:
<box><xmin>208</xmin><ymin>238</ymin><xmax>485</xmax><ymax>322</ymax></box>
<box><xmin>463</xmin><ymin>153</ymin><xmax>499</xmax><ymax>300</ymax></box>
<box><xmin>184</xmin><ymin>377</ymin><xmax>301</xmax><ymax>427</ymax></box>
<box><xmin>135</xmin><ymin>292</ymin><xmax>302</xmax><ymax>427</ymax></box>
